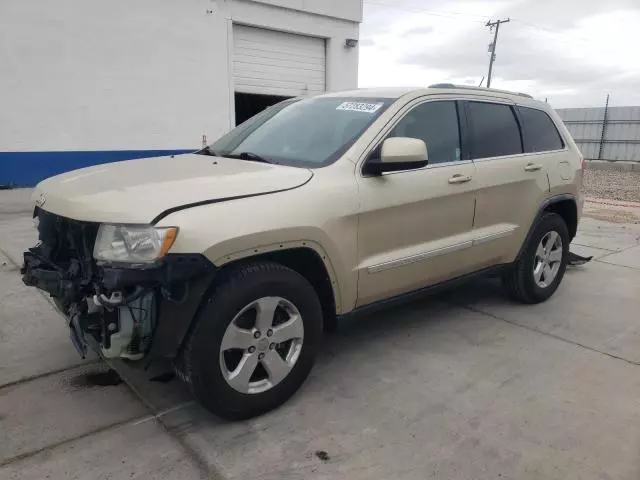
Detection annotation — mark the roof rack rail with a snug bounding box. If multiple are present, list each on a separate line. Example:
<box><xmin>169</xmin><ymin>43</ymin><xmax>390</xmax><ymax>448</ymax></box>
<box><xmin>428</xmin><ymin>83</ymin><xmax>533</xmax><ymax>99</ymax></box>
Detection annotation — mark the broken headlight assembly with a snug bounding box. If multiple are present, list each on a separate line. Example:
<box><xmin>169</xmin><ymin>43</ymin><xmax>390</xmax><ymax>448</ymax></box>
<box><xmin>93</xmin><ymin>224</ymin><xmax>178</xmax><ymax>264</ymax></box>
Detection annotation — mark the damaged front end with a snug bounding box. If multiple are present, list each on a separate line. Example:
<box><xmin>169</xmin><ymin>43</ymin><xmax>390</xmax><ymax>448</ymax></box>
<box><xmin>21</xmin><ymin>208</ymin><xmax>215</xmax><ymax>362</ymax></box>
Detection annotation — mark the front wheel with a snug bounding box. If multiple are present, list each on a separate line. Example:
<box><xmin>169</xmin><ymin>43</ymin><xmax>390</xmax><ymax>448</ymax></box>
<box><xmin>182</xmin><ymin>261</ymin><xmax>322</xmax><ymax>420</ymax></box>
<box><xmin>502</xmin><ymin>212</ymin><xmax>570</xmax><ymax>304</ymax></box>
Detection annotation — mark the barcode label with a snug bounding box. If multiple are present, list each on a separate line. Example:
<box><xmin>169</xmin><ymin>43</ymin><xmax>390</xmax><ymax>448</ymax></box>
<box><xmin>336</xmin><ymin>102</ymin><xmax>384</xmax><ymax>113</ymax></box>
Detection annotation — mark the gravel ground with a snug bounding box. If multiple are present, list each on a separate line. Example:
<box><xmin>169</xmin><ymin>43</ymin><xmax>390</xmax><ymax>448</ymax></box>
<box><xmin>583</xmin><ymin>169</ymin><xmax>640</xmax><ymax>202</ymax></box>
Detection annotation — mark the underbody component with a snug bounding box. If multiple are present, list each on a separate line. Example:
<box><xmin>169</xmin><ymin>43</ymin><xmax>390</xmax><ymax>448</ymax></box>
<box><xmin>568</xmin><ymin>251</ymin><xmax>593</xmax><ymax>266</ymax></box>
<box><xmin>102</xmin><ymin>292</ymin><xmax>156</xmax><ymax>360</ymax></box>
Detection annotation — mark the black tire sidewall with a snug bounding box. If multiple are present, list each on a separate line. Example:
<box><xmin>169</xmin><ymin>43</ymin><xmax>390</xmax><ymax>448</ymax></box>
<box><xmin>521</xmin><ymin>213</ymin><xmax>570</xmax><ymax>302</ymax></box>
<box><xmin>187</xmin><ymin>264</ymin><xmax>322</xmax><ymax>420</ymax></box>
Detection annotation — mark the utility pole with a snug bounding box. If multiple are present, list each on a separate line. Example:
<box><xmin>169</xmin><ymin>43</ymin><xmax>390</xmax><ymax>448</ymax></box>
<box><xmin>598</xmin><ymin>93</ymin><xmax>610</xmax><ymax>160</ymax></box>
<box><xmin>485</xmin><ymin>18</ymin><xmax>510</xmax><ymax>88</ymax></box>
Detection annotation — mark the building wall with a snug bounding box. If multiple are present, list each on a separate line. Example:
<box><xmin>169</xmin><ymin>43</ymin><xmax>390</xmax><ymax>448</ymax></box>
<box><xmin>556</xmin><ymin>107</ymin><xmax>640</xmax><ymax>162</ymax></box>
<box><xmin>0</xmin><ymin>0</ymin><xmax>360</xmax><ymax>186</ymax></box>
<box><xmin>250</xmin><ymin>0</ymin><xmax>362</xmax><ymax>22</ymax></box>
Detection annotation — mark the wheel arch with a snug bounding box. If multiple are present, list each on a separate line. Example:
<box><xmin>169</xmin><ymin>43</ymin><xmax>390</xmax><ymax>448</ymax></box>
<box><xmin>542</xmin><ymin>196</ymin><xmax>578</xmax><ymax>240</ymax></box>
<box><xmin>516</xmin><ymin>194</ymin><xmax>578</xmax><ymax>261</ymax></box>
<box><xmin>213</xmin><ymin>242</ymin><xmax>341</xmax><ymax>324</ymax></box>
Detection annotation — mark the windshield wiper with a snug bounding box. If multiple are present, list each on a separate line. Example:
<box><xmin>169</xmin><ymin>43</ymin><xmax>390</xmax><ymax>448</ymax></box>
<box><xmin>198</xmin><ymin>146</ymin><xmax>220</xmax><ymax>157</ymax></box>
<box><xmin>225</xmin><ymin>152</ymin><xmax>272</xmax><ymax>164</ymax></box>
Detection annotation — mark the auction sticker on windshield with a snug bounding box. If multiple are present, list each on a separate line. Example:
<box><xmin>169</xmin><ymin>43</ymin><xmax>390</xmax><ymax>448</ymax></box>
<box><xmin>336</xmin><ymin>102</ymin><xmax>384</xmax><ymax>113</ymax></box>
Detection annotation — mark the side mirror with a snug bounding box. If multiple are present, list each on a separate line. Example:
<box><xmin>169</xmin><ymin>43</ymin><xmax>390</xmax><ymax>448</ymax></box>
<box><xmin>364</xmin><ymin>137</ymin><xmax>429</xmax><ymax>175</ymax></box>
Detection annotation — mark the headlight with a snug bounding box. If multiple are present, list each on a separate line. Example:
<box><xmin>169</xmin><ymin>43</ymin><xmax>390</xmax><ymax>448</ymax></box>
<box><xmin>93</xmin><ymin>225</ymin><xmax>178</xmax><ymax>264</ymax></box>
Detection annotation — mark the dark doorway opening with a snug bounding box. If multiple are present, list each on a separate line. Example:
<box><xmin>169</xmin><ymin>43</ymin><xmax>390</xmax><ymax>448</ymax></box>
<box><xmin>234</xmin><ymin>92</ymin><xmax>291</xmax><ymax>125</ymax></box>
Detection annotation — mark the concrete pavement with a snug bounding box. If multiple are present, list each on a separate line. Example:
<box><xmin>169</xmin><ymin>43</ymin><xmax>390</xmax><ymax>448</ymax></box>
<box><xmin>1</xmin><ymin>189</ymin><xmax>639</xmax><ymax>480</ymax></box>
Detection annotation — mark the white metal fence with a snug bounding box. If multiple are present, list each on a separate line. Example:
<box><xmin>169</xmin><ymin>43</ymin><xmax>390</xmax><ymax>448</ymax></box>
<box><xmin>556</xmin><ymin>106</ymin><xmax>640</xmax><ymax>162</ymax></box>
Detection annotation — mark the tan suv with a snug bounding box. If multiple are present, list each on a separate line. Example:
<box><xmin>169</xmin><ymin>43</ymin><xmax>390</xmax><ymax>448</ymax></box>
<box><xmin>21</xmin><ymin>85</ymin><xmax>583</xmax><ymax>419</ymax></box>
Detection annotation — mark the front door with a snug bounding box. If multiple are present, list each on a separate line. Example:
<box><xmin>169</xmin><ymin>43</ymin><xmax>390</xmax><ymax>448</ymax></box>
<box><xmin>355</xmin><ymin>99</ymin><xmax>478</xmax><ymax>306</ymax></box>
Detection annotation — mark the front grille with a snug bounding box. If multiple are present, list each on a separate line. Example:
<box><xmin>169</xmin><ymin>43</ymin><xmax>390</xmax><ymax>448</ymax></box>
<box><xmin>35</xmin><ymin>207</ymin><xmax>100</xmax><ymax>269</ymax></box>
<box><xmin>22</xmin><ymin>209</ymin><xmax>101</xmax><ymax>303</ymax></box>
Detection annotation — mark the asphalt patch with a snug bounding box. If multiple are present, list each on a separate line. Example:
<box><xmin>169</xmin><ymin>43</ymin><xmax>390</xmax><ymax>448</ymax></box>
<box><xmin>68</xmin><ymin>368</ymin><xmax>123</xmax><ymax>388</ymax></box>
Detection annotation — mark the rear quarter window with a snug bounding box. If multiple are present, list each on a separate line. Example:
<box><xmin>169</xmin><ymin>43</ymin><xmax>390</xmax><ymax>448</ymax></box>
<box><xmin>518</xmin><ymin>106</ymin><xmax>565</xmax><ymax>153</ymax></box>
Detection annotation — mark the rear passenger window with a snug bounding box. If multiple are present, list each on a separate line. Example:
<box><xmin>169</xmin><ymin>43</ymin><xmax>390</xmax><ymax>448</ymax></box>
<box><xmin>386</xmin><ymin>101</ymin><xmax>461</xmax><ymax>163</ymax></box>
<box><xmin>467</xmin><ymin>101</ymin><xmax>522</xmax><ymax>159</ymax></box>
<box><xmin>519</xmin><ymin>106</ymin><xmax>565</xmax><ymax>152</ymax></box>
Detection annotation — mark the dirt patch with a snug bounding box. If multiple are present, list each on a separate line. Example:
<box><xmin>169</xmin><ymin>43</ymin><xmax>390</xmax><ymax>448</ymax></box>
<box><xmin>315</xmin><ymin>450</ymin><xmax>330</xmax><ymax>462</ymax></box>
<box><xmin>583</xmin><ymin>169</ymin><xmax>640</xmax><ymax>202</ymax></box>
<box><xmin>583</xmin><ymin>207</ymin><xmax>640</xmax><ymax>224</ymax></box>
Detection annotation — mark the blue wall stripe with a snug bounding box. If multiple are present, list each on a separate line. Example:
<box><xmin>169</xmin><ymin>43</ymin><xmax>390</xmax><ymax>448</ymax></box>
<box><xmin>0</xmin><ymin>149</ymin><xmax>193</xmax><ymax>187</ymax></box>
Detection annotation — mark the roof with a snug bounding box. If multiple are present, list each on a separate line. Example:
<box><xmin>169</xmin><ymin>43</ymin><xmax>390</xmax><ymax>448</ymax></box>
<box><xmin>320</xmin><ymin>84</ymin><xmax>543</xmax><ymax>106</ymax></box>
<box><xmin>319</xmin><ymin>87</ymin><xmax>417</xmax><ymax>99</ymax></box>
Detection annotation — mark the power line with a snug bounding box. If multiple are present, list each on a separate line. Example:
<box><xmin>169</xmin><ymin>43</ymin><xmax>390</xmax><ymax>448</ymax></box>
<box><xmin>485</xmin><ymin>18</ymin><xmax>510</xmax><ymax>88</ymax></box>
<box><xmin>363</xmin><ymin>1</ymin><xmax>592</xmax><ymax>40</ymax></box>
<box><xmin>511</xmin><ymin>19</ymin><xmax>597</xmax><ymax>48</ymax></box>
<box><xmin>363</xmin><ymin>0</ymin><xmax>488</xmax><ymax>22</ymax></box>
<box><xmin>362</xmin><ymin>2</ymin><xmax>598</xmax><ymax>53</ymax></box>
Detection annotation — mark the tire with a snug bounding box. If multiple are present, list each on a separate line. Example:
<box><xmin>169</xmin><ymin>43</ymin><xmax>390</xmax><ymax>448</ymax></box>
<box><xmin>182</xmin><ymin>261</ymin><xmax>322</xmax><ymax>420</ymax></box>
<box><xmin>502</xmin><ymin>212</ymin><xmax>570</xmax><ymax>304</ymax></box>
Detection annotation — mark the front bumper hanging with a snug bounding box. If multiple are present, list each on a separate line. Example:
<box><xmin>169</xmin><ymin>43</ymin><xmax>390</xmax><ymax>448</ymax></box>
<box><xmin>21</xmin><ymin>209</ymin><xmax>216</xmax><ymax>361</ymax></box>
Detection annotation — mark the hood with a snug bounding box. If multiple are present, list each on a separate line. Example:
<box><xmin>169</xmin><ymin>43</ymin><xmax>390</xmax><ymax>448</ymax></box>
<box><xmin>34</xmin><ymin>154</ymin><xmax>313</xmax><ymax>224</ymax></box>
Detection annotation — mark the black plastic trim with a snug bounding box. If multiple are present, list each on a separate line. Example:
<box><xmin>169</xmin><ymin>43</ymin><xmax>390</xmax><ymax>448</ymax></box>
<box><xmin>511</xmin><ymin>104</ymin><xmax>526</xmax><ymax>153</ymax></box>
<box><xmin>150</xmin><ymin>269</ymin><xmax>217</xmax><ymax>359</ymax></box>
<box><xmin>363</xmin><ymin>159</ymin><xmax>429</xmax><ymax>175</ymax></box>
<box><xmin>456</xmin><ymin>100</ymin><xmax>471</xmax><ymax>161</ymax></box>
<box><xmin>150</xmin><ymin>174</ymin><xmax>313</xmax><ymax>224</ymax></box>
<box><xmin>515</xmin><ymin>193</ymin><xmax>577</xmax><ymax>261</ymax></box>
<box><xmin>342</xmin><ymin>264</ymin><xmax>509</xmax><ymax>319</ymax></box>
<box><xmin>100</xmin><ymin>254</ymin><xmax>214</xmax><ymax>291</ymax></box>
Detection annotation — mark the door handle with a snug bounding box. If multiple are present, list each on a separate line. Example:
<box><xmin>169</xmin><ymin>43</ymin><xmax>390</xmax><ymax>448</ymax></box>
<box><xmin>448</xmin><ymin>174</ymin><xmax>472</xmax><ymax>184</ymax></box>
<box><xmin>524</xmin><ymin>163</ymin><xmax>543</xmax><ymax>172</ymax></box>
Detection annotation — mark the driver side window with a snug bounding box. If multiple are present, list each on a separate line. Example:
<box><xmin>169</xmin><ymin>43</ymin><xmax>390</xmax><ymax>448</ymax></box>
<box><xmin>372</xmin><ymin>100</ymin><xmax>462</xmax><ymax>164</ymax></box>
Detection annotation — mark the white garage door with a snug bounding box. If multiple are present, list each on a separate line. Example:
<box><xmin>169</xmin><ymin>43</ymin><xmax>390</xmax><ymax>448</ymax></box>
<box><xmin>232</xmin><ymin>25</ymin><xmax>326</xmax><ymax>97</ymax></box>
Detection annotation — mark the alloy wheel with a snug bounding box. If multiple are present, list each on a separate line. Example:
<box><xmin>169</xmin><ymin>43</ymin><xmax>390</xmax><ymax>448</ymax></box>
<box><xmin>219</xmin><ymin>296</ymin><xmax>304</xmax><ymax>394</ymax></box>
<box><xmin>533</xmin><ymin>230</ymin><xmax>563</xmax><ymax>288</ymax></box>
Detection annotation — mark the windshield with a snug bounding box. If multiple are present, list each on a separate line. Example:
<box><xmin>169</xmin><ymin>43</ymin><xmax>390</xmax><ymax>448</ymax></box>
<box><xmin>206</xmin><ymin>97</ymin><xmax>394</xmax><ymax>168</ymax></box>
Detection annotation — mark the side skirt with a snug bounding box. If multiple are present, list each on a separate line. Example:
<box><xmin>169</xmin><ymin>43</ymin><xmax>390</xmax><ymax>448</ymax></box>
<box><xmin>341</xmin><ymin>264</ymin><xmax>510</xmax><ymax>320</ymax></box>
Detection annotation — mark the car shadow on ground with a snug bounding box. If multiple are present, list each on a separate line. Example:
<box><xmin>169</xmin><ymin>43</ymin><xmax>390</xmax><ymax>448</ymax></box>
<box><xmin>158</xmin><ymin>279</ymin><xmax>505</xmax><ymax>427</ymax></box>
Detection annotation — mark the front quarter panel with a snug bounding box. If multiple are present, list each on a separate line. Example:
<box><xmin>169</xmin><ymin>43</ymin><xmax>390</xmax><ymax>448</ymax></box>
<box><xmin>155</xmin><ymin>164</ymin><xmax>360</xmax><ymax>314</ymax></box>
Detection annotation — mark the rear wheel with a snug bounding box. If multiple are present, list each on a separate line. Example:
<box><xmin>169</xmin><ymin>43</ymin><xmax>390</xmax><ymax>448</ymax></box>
<box><xmin>502</xmin><ymin>212</ymin><xmax>569</xmax><ymax>304</ymax></box>
<box><xmin>182</xmin><ymin>261</ymin><xmax>322</xmax><ymax>420</ymax></box>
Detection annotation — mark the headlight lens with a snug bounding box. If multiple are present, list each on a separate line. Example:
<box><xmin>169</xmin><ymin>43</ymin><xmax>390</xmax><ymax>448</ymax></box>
<box><xmin>93</xmin><ymin>225</ymin><xmax>178</xmax><ymax>264</ymax></box>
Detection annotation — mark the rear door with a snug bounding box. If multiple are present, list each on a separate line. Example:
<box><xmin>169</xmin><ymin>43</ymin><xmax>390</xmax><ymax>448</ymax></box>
<box><xmin>463</xmin><ymin>99</ymin><xmax>549</xmax><ymax>266</ymax></box>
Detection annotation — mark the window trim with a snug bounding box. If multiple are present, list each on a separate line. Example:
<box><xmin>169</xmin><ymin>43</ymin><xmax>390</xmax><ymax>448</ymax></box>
<box><xmin>516</xmin><ymin>105</ymin><xmax>566</xmax><ymax>153</ymax></box>
<box><xmin>359</xmin><ymin>97</ymin><xmax>466</xmax><ymax>177</ymax></box>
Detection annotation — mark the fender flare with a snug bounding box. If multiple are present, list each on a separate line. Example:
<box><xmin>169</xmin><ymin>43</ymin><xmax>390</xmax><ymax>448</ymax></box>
<box><xmin>212</xmin><ymin>239</ymin><xmax>343</xmax><ymax>313</ymax></box>
<box><xmin>515</xmin><ymin>193</ymin><xmax>577</xmax><ymax>261</ymax></box>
